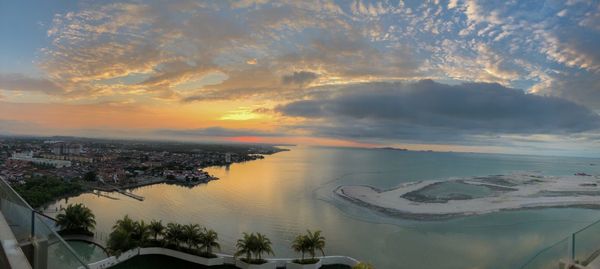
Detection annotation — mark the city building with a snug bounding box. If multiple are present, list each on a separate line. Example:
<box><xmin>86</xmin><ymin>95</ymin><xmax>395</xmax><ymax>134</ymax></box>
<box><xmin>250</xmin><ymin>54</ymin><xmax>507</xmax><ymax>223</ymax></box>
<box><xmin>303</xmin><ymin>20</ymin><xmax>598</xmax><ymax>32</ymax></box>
<box><xmin>51</xmin><ymin>142</ymin><xmax>82</xmax><ymax>155</ymax></box>
<box><xmin>10</xmin><ymin>152</ymin><xmax>72</xmax><ymax>168</ymax></box>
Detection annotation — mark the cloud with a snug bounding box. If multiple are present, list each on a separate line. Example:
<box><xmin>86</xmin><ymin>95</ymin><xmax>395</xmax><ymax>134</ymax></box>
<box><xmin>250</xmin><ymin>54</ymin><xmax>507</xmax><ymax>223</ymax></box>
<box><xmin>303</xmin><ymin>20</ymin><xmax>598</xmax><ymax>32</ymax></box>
<box><xmin>534</xmin><ymin>71</ymin><xmax>600</xmax><ymax>110</ymax></box>
<box><xmin>37</xmin><ymin>1</ymin><xmax>424</xmax><ymax>103</ymax></box>
<box><xmin>153</xmin><ymin>127</ymin><xmax>284</xmax><ymax>137</ymax></box>
<box><xmin>541</xmin><ymin>27</ymin><xmax>600</xmax><ymax>73</ymax></box>
<box><xmin>276</xmin><ymin>80</ymin><xmax>600</xmax><ymax>142</ymax></box>
<box><xmin>448</xmin><ymin>0</ymin><xmax>458</xmax><ymax>9</ymax></box>
<box><xmin>0</xmin><ymin>73</ymin><xmax>64</xmax><ymax>95</ymax></box>
<box><xmin>282</xmin><ymin>71</ymin><xmax>319</xmax><ymax>85</ymax></box>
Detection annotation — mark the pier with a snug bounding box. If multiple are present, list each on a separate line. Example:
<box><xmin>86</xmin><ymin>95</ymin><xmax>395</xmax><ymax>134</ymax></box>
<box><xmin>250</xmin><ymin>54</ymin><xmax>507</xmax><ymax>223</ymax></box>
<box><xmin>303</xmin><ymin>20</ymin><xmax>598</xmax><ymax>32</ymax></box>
<box><xmin>98</xmin><ymin>182</ymin><xmax>145</xmax><ymax>201</ymax></box>
<box><xmin>115</xmin><ymin>188</ymin><xmax>144</xmax><ymax>201</ymax></box>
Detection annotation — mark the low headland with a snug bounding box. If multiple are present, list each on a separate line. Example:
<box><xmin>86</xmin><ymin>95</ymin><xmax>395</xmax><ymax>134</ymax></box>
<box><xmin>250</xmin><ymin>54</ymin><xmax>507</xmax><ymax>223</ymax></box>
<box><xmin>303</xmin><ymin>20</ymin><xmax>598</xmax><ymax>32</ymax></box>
<box><xmin>0</xmin><ymin>136</ymin><xmax>288</xmax><ymax>208</ymax></box>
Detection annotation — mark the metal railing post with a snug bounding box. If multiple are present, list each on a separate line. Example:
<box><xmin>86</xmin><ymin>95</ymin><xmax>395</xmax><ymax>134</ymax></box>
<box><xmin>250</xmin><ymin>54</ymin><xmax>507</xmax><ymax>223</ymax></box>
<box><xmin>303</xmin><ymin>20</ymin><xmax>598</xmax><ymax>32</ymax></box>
<box><xmin>571</xmin><ymin>233</ymin><xmax>575</xmax><ymax>262</ymax></box>
<box><xmin>31</xmin><ymin>210</ymin><xmax>35</xmax><ymax>238</ymax></box>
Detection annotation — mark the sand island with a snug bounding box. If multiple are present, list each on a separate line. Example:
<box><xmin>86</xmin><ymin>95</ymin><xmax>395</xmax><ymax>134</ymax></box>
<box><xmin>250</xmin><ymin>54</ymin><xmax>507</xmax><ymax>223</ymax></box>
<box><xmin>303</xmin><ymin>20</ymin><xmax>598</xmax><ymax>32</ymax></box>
<box><xmin>335</xmin><ymin>174</ymin><xmax>600</xmax><ymax>220</ymax></box>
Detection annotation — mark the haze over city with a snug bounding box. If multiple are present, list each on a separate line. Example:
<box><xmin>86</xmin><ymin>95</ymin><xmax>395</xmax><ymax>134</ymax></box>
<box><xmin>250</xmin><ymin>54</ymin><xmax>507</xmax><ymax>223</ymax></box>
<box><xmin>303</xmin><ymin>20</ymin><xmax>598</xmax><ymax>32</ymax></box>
<box><xmin>1</xmin><ymin>0</ymin><xmax>600</xmax><ymax>156</ymax></box>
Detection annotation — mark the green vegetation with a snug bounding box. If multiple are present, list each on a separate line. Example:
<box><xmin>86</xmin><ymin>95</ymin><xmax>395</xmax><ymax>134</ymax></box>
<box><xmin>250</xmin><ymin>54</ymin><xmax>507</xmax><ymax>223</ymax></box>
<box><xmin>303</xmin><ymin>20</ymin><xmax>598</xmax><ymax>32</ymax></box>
<box><xmin>199</xmin><ymin>228</ymin><xmax>220</xmax><ymax>254</ymax></box>
<box><xmin>83</xmin><ymin>171</ymin><xmax>97</xmax><ymax>181</ymax></box>
<box><xmin>235</xmin><ymin>232</ymin><xmax>274</xmax><ymax>264</ymax></box>
<box><xmin>107</xmin><ymin>215</ymin><xmax>147</xmax><ymax>254</ymax></box>
<box><xmin>107</xmin><ymin>216</ymin><xmax>219</xmax><ymax>258</ymax></box>
<box><xmin>352</xmin><ymin>262</ymin><xmax>374</xmax><ymax>269</ymax></box>
<box><xmin>56</xmin><ymin>203</ymin><xmax>96</xmax><ymax>236</ymax></box>
<box><xmin>149</xmin><ymin>220</ymin><xmax>165</xmax><ymax>240</ymax></box>
<box><xmin>291</xmin><ymin>230</ymin><xmax>326</xmax><ymax>264</ymax></box>
<box><xmin>13</xmin><ymin>176</ymin><xmax>84</xmax><ymax>208</ymax></box>
<box><xmin>103</xmin><ymin>214</ymin><xmax>352</xmax><ymax>268</ymax></box>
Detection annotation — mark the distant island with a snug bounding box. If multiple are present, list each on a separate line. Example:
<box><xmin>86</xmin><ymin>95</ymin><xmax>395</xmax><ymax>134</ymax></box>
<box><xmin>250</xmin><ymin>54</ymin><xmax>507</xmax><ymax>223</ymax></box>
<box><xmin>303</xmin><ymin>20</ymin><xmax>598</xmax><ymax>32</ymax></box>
<box><xmin>374</xmin><ymin>147</ymin><xmax>408</xmax><ymax>151</ymax></box>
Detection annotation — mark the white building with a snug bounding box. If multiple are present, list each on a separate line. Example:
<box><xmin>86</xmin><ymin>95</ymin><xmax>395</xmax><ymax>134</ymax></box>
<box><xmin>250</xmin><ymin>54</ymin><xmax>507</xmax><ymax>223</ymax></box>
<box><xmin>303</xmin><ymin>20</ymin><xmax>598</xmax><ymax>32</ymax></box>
<box><xmin>10</xmin><ymin>152</ymin><xmax>72</xmax><ymax>168</ymax></box>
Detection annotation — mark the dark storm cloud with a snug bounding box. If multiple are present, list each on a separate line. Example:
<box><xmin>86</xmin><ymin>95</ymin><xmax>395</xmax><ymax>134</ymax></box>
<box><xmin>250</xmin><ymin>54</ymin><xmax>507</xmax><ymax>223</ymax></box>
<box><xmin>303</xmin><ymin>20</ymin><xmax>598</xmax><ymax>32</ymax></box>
<box><xmin>276</xmin><ymin>80</ymin><xmax>600</xmax><ymax>140</ymax></box>
<box><xmin>154</xmin><ymin>127</ymin><xmax>283</xmax><ymax>137</ymax></box>
<box><xmin>549</xmin><ymin>71</ymin><xmax>600</xmax><ymax>110</ymax></box>
<box><xmin>282</xmin><ymin>71</ymin><xmax>319</xmax><ymax>86</ymax></box>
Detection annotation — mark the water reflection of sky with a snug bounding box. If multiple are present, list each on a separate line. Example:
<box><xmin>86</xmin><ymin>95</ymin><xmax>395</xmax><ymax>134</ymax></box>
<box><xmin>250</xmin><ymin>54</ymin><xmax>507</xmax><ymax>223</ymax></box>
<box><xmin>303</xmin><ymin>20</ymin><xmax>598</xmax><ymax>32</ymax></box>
<box><xmin>45</xmin><ymin>147</ymin><xmax>600</xmax><ymax>268</ymax></box>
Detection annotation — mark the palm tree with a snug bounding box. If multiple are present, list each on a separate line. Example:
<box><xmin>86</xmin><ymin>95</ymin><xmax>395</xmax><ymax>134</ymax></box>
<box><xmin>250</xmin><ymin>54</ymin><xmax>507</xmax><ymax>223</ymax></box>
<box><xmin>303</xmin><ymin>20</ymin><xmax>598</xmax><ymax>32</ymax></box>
<box><xmin>165</xmin><ymin>223</ymin><xmax>184</xmax><ymax>248</ymax></box>
<box><xmin>182</xmin><ymin>224</ymin><xmax>201</xmax><ymax>250</ymax></box>
<box><xmin>305</xmin><ymin>230</ymin><xmax>325</xmax><ymax>259</ymax></box>
<box><xmin>199</xmin><ymin>228</ymin><xmax>220</xmax><ymax>254</ymax></box>
<box><xmin>56</xmin><ymin>203</ymin><xmax>96</xmax><ymax>234</ymax></box>
<box><xmin>235</xmin><ymin>232</ymin><xmax>255</xmax><ymax>262</ymax></box>
<box><xmin>149</xmin><ymin>220</ymin><xmax>164</xmax><ymax>240</ymax></box>
<box><xmin>113</xmin><ymin>215</ymin><xmax>136</xmax><ymax>232</ymax></box>
<box><xmin>107</xmin><ymin>215</ymin><xmax>137</xmax><ymax>254</ymax></box>
<box><xmin>253</xmin><ymin>233</ymin><xmax>274</xmax><ymax>261</ymax></box>
<box><xmin>292</xmin><ymin>234</ymin><xmax>310</xmax><ymax>261</ymax></box>
<box><xmin>132</xmin><ymin>220</ymin><xmax>151</xmax><ymax>247</ymax></box>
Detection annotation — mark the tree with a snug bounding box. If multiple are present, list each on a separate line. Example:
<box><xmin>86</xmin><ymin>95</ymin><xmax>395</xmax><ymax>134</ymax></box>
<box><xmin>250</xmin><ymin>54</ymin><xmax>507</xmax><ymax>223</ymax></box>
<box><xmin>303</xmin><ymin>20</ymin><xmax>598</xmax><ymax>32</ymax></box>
<box><xmin>107</xmin><ymin>215</ymin><xmax>137</xmax><ymax>254</ymax></box>
<box><xmin>236</xmin><ymin>232</ymin><xmax>274</xmax><ymax>262</ymax></box>
<box><xmin>83</xmin><ymin>171</ymin><xmax>97</xmax><ymax>181</ymax></box>
<box><xmin>305</xmin><ymin>230</ymin><xmax>325</xmax><ymax>259</ymax></box>
<box><xmin>56</xmin><ymin>203</ymin><xmax>96</xmax><ymax>234</ymax></box>
<box><xmin>149</xmin><ymin>220</ymin><xmax>165</xmax><ymax>240</ymax></box>
<box><xmin>182</xmin><ymin>224</ymin><xmax>201</xmax><ymax>250</ymax></box>
<box><xmin>292</xmin><ymin>234</ymin><xmax>310</xmax><ymax>261</ymax></box>
<box><xmin>131</xmin><ymin>220</ymin><xmax>150</xmax><ymax>247</ymax></box>
<box><xmin>235</xmin><ymin>232</ymin><xmax>255</xmax><ymax>262</ymax></box>
<box><xmin>199</xmin><ymin>228</ymin><xmax>220</xmax><ymax>254</ymax></box>
<box><xmin>165</xmin><ymin>223</ymin><xmax>184</xmax><ymax>248</ymax></box>
<box><xmin>253</xmin><ymin>233</ymin><xmax>274</xmax><ymax>261</ymax></box>
<box><xmin>113</xmin><ymin>214</ymin><xmax>136</xmax><ymax>232</ymax></box>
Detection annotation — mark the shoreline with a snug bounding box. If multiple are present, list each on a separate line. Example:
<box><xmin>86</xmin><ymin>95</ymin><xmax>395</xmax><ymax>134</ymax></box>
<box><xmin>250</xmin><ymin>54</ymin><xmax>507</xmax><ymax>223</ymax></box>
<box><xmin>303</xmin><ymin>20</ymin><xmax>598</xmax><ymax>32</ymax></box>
<box><xmin>334</xmin><ymin>174</ymin><xmax>600</xmax><ymax>220</ymax></box>
<box><xmin>336</xmin><ymin>185</ymin><xmax>600</xmax><ymax>220</ymax></box>
<box><xmin>39</xmin><ymin>152</ymin><xmax>281</xmax><ymax>210</ymax></box>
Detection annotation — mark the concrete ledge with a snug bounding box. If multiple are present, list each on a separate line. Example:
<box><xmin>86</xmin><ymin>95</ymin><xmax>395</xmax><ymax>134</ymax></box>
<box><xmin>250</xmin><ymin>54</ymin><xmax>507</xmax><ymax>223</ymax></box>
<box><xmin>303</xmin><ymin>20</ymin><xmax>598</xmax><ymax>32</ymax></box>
<box><xmin>88</xmin><ymin>247</ymin><xmax>359</xmax><ymax>269</ymax></box>
<box><xmin>235</xmin><ymin>259</ymin><xmax>277</xmax><ymax>269</ymax></box>
<box><xmin>286</xmin><ymin>259</ymin><xmax>322</xmax><ymax>269</ymax></box>
<box><xmin>320</xmin><ymin>256</ymin><xmax>360</xmax><ymax>266</ymax></box>
<box><xmin>140</xmin><ymin>247</ymin><xmax>224</xmax><ymax>266</ymax></box>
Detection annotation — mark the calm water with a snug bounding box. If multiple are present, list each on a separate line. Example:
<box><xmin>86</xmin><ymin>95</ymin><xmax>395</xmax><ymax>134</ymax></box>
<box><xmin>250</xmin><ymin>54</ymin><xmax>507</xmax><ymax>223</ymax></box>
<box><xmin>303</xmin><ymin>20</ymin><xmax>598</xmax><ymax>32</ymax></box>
<box><xmin>46</xmin><ymin>147</ymin><xmax>600</xmax><ymax>269</ymax></box>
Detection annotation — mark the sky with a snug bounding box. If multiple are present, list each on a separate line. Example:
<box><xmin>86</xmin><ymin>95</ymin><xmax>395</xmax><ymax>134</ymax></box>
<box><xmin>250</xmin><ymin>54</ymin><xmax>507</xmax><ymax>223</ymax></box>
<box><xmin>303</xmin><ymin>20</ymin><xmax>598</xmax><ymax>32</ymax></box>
<box><xmin>1</xmin><ymin>0</ymin><xmax>600</xmax><ymax>157</ymax></box>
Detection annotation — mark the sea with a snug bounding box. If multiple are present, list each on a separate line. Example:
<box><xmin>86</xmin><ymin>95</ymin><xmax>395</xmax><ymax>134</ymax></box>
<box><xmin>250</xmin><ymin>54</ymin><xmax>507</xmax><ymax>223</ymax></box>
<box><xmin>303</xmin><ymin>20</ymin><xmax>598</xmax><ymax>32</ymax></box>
<box><xmin>46</xmin><ymin>146</ymin><xmax>600</xmax><ymax>269</ymax></box>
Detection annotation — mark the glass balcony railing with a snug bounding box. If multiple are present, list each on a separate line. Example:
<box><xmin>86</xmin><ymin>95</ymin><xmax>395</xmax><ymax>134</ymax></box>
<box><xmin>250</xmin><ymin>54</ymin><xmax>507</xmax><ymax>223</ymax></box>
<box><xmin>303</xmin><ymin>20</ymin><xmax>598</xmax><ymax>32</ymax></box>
<box><xmin>0</xmin><ymin>178</ymin><xmax>33</xmax><ymax>242</ymax></box>
<box><xmin>573</xmin><ymin>218</ymin><xmax>600</xmax><ymax>266</ymax></box>
<box><xmin>519</xmin><ymin>237</ymin><xmax>571</xmax><ymax>269</ymax></box>
<box><xmin>0</xmin><ymin>178</ymin><xmax>89</xmax><ymax>269</ymax></box>
<box><xmin>520</xmin><ymin>217</ymin><xmax>600</xmax><ymax>269</ymax></box>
